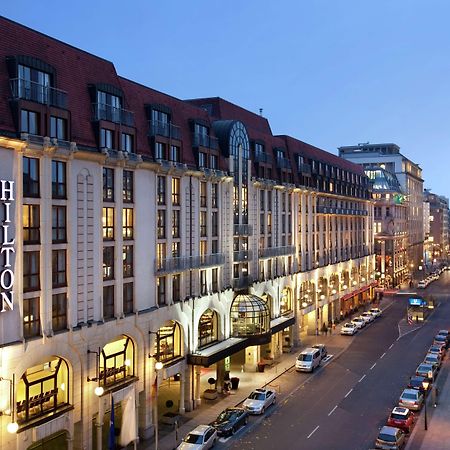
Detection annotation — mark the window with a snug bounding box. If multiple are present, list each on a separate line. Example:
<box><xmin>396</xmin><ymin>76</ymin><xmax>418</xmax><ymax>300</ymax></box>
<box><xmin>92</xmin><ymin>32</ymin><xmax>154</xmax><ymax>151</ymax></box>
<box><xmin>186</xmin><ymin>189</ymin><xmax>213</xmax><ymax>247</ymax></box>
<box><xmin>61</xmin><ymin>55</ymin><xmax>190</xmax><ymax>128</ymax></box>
<box><xmin>123</xmin><ymin>245</ymin><xmax>133</xmax><ymax>278</ymax></box>
<box><xmin>170</xmin><ymin>145</ymin><xmax>180</xmax><ymax>162</ymax></box>
<box><xmin>211</xmin><ymin>184</ymin><xmax>218</xmax><ymax>208</ymax></box>
<box><xmin>23</xmin><ymin>204</ymin><xmax>40</xmax><ymax>244</ymax></box>
<box><xmin>123</xmin><ymin>170</ymin><xmax>134</xmax><ymax>202</ymax></box>
<box><xmin>157</xmin><ymin>243</ymin><xmax>166</xmax><ymax>270</ymax></box>
<box><xmin>21</xmin><ymin>110</ymin><xmax>38</xmax><ymax>135</ymax></box>
<box><xmin>210</xmin><ymin>154</ymin><xmax>218</xmax><ymax>169</ymax></box>
<box><xmin>18</xmin><ymin>64</ymin><xmax>50</xmax><ymax>104</ymax></box>
<box><xmin>52</xmin><ymin>206</ymin><xmax>66</xmax><ymax>243</ymax></box>
<box><xmin>23</xmin><ymin>251</ymin><xmax>40</xmax><ymax>291</ymax></box>
<box><xmin>157</xmin><ymin>210</ymin><xmax>166</xmax><ymax>239</ymax></box>
<box><xmin>172</xmin><ymin>242</ymin><xmax>180</xmax><ymax>258</ymax></box>
<box><xmin>172</xmin><ymin>178</ymin><xmax>180</xmax><ymax>205</ymax></box>
<box><xmin>198</xmin><ymin>309</ymin><xmax>218</xmax><ymax>348</ymax></box>
<box><xmin>200</xmin><ymin>270</ymin><xmax>207</xmax><ymax>295</ymax></box>
<box><xmin>23</xmin><ymin>297</ymin><xmax>40</xmax><ymax>338</ymax></box>
<box><xmin>154</xmin><ymin>321</ymin><xmax>182</xmax><ymax>362</ymax></box>
<box><xmin>50</xmin><ymin>116</ymin><xmax>67</xmax><ymax>140</ymax></box>
<box><xmin>52</xmin><ymin>249</ymin><xmax>67</xmax><ymax>288</ymax></box>
<box><xmin>157</xmin><ymin>176</ymin><xmax>166</xmax><ymax>205</ymax></box>
<box><xmin>103</xmin><ymin>285</ymin><xmax>115</xmax><ymax>319</ymax></box>
<box><xmin>211</xmin><ymin>239</ymin><xmax>219</xmax><ymax>254</ymax></box>
<box><xmin>122</xmin><ymin>208</ymin><xmax>134</xmax><ymax>239</ymax></box>
<box><xmin>172</xmin><ymin>274</ymin><xmax>181</xmax><ymax>302</ymax></box>
<box><xmin>103</xmin><ymin>168</ymin><xmax>114</xmax><ymax>201</ymax></box>
<box><xmin>97</xmin><ymin>90</ymin><xmax>121</xmax><ymax>108</ymax></box>
<box><xmin>121</xmin><ymin>133</ymin><xmax>134</xmax><ymax>153</ymax></box>
<box><xmin>52</xmin><ymin>293</ymin><xmax>67</xmax><ymax>331</ymax></box>
<box><xmin>212</xmin><ymin>268</ymin><xmax>218</xmax><ymax>291</ymax></box>
<box><xmin>52</xmin><ymin>160</ymin><xmax>66</xmax><ymax>199</ymax></box>
<box><xmin>200</xmin><ymin>211</ymin><xmax>207</xmax><ymax>237</ymax></box>
<box><xmin>212</xmin><ymin>211</ymin><xmax>218</xmax><ymax>236</ymax></box>
<box><xmin>200</xmin><ymin>182</ymin><xmax>207</xmax><ymax>207</ymax></box>
<box><xmin>198</xmin><ymin>152</ymin><xmax>207</xmax><ymax>168</ymax></box>
<box><xmin>155</xmin><ymin>142</ymin><xmax>165</xmax><ymax>160</ymax></box>
<box><xmin>100</xmin><ymin>128</ymin><xmax>114</xmax><ymax>149</ymax></box>
<box><xmin>97</xmin><ymin>91</ymin><xmax>122</xmax><ymax>123</ymax></box>
<box><xmin>103</xmin><ymin>246</ymin><xmax>115</xmax><ymax>280</ymax></box>
<box><xmin>102</xmin><ymin>207</ymin><xmax>115</xmax><ymax>240</ymax></box>
<box><xmin>172</xmin><ymin>210</ymin><xmax>180</xmax><ymax>238</ymax></box>
<box><xmin>23</xmin><ymin>157</ymin><xmax>39</xmax><ymax>197</ymax></box>
<box><xmin>123</xmin><ymin>283</ymin><xmax>134</xmax><ymax>314</ymax></box>
<box><xmin>157</xmin><ymin>277</ymin><xmax>166</xmax><ymax>306</ymax></box>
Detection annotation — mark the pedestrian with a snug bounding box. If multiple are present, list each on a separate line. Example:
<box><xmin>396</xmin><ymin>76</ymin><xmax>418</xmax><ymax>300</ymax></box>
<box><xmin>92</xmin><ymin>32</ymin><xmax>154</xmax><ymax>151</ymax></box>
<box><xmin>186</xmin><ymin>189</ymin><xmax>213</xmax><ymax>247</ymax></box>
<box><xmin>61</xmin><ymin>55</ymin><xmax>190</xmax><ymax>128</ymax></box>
<box><xmin>321</xmin><ymin>322</ymin><xmax>328</xmax><ymax>336</ymax></box>
<box><xmin>432</xmin><ymin>386</ymin><xmax>439</xmax><ymax>407</ymax></box>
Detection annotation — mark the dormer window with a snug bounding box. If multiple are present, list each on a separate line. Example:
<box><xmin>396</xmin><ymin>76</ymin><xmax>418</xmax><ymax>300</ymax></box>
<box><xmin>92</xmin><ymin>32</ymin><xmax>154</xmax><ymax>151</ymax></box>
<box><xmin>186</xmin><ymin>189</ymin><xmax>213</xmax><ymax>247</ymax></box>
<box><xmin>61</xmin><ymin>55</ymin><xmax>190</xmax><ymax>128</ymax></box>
<box><xmin>97</xmin><ymin>91</ymin><xmax>122</xmax><ymax>123</ymax></box>
<box><xmin>18</xmin><ymin>64</ymin><xmax>50</xmax><ymax>104</ymax></box>
<box><xmin>91</xmin><ymin>84</ymin><xmax>134</xmax><ymax>126</ymax></box>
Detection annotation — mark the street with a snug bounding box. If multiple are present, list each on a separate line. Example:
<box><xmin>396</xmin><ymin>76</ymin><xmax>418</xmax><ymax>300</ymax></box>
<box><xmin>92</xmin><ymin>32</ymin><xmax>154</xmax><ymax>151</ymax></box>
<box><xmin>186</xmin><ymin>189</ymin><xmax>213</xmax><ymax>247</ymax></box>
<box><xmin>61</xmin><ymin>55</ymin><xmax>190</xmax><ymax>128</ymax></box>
<box><xmin>221</xmin><ymin>272</ymin><xmax>450</xmax><ymax>450</ymax></box>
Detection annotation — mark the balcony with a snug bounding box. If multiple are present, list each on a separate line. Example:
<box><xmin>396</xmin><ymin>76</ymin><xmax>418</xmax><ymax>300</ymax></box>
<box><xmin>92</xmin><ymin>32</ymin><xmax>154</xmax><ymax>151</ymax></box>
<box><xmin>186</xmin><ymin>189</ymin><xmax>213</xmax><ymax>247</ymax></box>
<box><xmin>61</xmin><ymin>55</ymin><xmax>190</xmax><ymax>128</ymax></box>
<box><xmin>259</xmin><ymin>246</ymin><xmax>296</xmax><ymax>259</ymax></box>
<box><xmin>92</xmin><ymin>102</ymin><xmax>134</xmax><ymax>127</ymax></box>
<box><xmin>276</xmin><ymin>156</ymin><xmax>291</xmax><ymax>170</ymax></box>
<box><xmin>155</xmin><ymin>253</ymin><xmax>225</xmax><ymax>274</ymax></box>
<box><xmin>148</xmin><ymin>120</ymin><xmax>181</xmax><ymax>140</ymax></box>
<box><xmin>298</xmin><ymin>163</ymin><xmax>311</xmax><ymax>175</ymax></box>
<box><xmin>233</xmin><ymin>250</ymin><xmax>253</xmax><ymax>262</ymax></box>
<box><xmin>254</xmin><ymin>151</ymin><xmax>272</xmax><ymax>164</ymax></box>
<box><xmin>192</xmin><ymin>132</ymin><xmax>219</xmax><ymax>150</ymax></box>
<box><xmin>10</xmin><ymin>78</ymin><xmax>68</xmax><ymax>109</ymax></box>
<box><xmin>233</xmin><ymin>275</ymin><xmax>253</xmax><ymax>290</ymax></box>
<box><xmin>234</xmin><ymin>224</ymin><xmax>253</xmax><ymax>236</ymax></box>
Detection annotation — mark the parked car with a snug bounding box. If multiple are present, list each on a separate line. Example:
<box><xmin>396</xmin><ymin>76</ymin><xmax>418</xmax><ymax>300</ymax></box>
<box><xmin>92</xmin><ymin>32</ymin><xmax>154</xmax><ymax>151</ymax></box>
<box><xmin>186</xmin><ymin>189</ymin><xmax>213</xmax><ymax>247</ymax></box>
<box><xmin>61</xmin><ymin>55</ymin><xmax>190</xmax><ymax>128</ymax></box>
<box><xmin>361</xmin><ymin>311</ymin><xmax>375</xmax><ymax>323</ymax></box>
<box><xmin>408</xmin><ymin>375</ymin><xmax>429</xmax><ymax>395</ymax></box>
<box><xmin>177</xmin><ymin>425</ymin><xmax>217</xmax><ymax>450</ymax></box>
<box><xmin>312</xmin><ymin>344</ymin><xmax>328</xmax><ymax>359</ymax></box>
<box><xmin>295</xmin><ymin>348</ymin><xmax>322</xmax><ymax>372</ymax></box>
<box><xmin>437</xmin><ymin>329</ymin><xmax>450</xmax><ymax>343</ymax></box>
<box><xmin>375</xmin><ymin>425</ymin><xmax>406</xmax><ymax>449</ymax></box>
<box><xmin>423</xmin><ymin>353</ymin><xmax>441</xmax><ymax>371</ymax></box>
<box><xmin>428</xmin><ymin>344</ymin><xmax>446</xmax><ymax>359</ymax></box>
<box><xmin>341</xmin><ymin>322</ymin><xmax>358</xmax><ymax>335</ymax></box>
<box><xmin>416</xmin><ymin>363</ymin><xmax>436</xmax><ymax>382</ymax></box>
<box><xmin>369</xmin><ymin>307</ymin><xmax>382</xmax><ymax>318</ymax></box>
<box><xmin>398</xmin><ymin>388</ymin><xmax>424</xmax><ymax>411</ymax></box>
<box><xmin>242</xmin><ymin>388</ymin><xmax>276</xmax><ymax>414</ymax></box>
<box><xmin>433</xmin><ymin>334</ymin><xmax>448</xmax><ymax>349</ymax></box>
<box><xmin>417</xmin><ymin>280</ymin><xmax>427</xmax><ymax>289</ymax></box>
<box><xmin>210</xmin><ymin>408</ymin><xmax>248</xmax><ymax>437</ymax></box>
<box><xmin>351</xmin><ymin>317</ymin><xmax>366</xmax><ymax>329</ymax></box>
<box><xmin>387</xmin><ymin>407</ymin><xmax>415</xmax><ymax>433</ymax></box>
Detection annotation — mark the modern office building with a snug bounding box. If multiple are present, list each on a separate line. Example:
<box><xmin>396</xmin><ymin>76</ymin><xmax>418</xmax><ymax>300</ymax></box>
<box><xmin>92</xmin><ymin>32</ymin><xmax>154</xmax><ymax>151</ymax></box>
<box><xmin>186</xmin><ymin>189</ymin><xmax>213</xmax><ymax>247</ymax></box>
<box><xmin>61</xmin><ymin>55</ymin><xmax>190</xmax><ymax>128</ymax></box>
<box><xmin>0</xmin><ymin>16</ymin><xmax>375</xmax><ymax>450</ymax></box>
<box><xmin>364</xmin><ymin>166</ymin><xmax>408</xmax><ymax>287</ymax></box>
<box><xmin>339</xmin><ymin>143</ymin><xmax>424</xmax><ymax>277</ymax></box>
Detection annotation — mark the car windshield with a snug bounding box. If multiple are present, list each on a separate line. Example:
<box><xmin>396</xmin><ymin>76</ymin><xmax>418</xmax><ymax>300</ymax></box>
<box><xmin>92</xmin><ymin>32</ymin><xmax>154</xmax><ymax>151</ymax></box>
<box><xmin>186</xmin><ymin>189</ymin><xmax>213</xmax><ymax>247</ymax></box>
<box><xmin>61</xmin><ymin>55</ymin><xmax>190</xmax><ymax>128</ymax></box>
<box><xmin>354</xmin><ymin>319</ymin><xmax>363</xmax><ymax>322</ymax></box>
<box><xmin>430</xmin><ymin>347</ymin><xmax>440</xmax><ymax>352</ymax></box>
<box><xmin>217</xmin><ymin>410</ymin><xmax>236</xmax><ymax>422</ymax></box>
<box><xmin>435</xmin><ymin>336</ymin><xmax>445</xmax><ymax>341</ymax></box>
<box><xmin>378</xmin><ymin>433</ymin><xmax>395</xmax><ymax>443</ymax></box>
<box><xmin>248</xmin><ymin>392</ymin><xmax>265</xmax><ymax>401</ymax></box>
<box><xmin>409</xmin><ymin>379</ymin><xmax>421</xmax><ymax>387</ymax></box>
<box><xmin>184</xmin><ymin>434</ymin><xmax>203</xmax><ymax>444</ymax></box>
<box><xmin>402</xmin><ymin>393</ymin><xmax>417</xmax><ymax>400</ymax></box>
<box><xmin>344</xmin><ymin>323</ymin><xmax>353</xmax><ymax>328</ymax></box>
<box><xmin>418</xmin><ymin>364</ymin><xmax>432</xmax><ymax>372</ymax></box>
<box><xmin>391</xmin><ymin>413</ymin><xmax>407</xmax><ymax>421</ymax></box>
<box><xmin>298</xmin><ymin>354</ymin><xmax>312</xmax><ymax>361</ymax></box>
<box><xmin>426</xmin><ymin>356</ymin><xmax>437</xmax><ymax>362</ymax></box>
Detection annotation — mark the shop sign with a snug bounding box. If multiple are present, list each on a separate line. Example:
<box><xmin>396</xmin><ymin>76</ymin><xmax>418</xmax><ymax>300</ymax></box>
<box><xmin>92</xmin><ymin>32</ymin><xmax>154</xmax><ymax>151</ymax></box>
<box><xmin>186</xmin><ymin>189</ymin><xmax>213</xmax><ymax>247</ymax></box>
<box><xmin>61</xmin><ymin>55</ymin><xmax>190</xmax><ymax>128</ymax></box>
<box><xmin>1</xmin><ymin>180</ymin><xmax>15</xmax><ymax>312</ymax></box>
<box><xmin>408</xmin><ymin>297</ymin><xmax>426</xmax><ymax>307</ymax></box>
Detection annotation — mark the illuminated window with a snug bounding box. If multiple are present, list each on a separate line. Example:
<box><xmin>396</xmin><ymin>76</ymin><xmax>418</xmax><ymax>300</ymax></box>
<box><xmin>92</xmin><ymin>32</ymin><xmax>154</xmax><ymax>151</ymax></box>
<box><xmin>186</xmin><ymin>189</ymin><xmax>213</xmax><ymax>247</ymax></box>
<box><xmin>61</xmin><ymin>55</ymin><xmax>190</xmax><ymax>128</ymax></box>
<box><xmin>123</xmin><ymin>245</ymin><xmax>133</xmax><ymax>278</ymax></box>
<box><xmin>122</xmin><ymin>208</ymin><xmax>134</xmax><ymax>239</ymax></box>
<box><xmin>198</xmin><ymin>309</ymin><xmax>218</xmax><ymax>348</ymax></box>
<box><xmin>103</xmin><ymin>167</ymin><xmax>114</xmax><ymax>201</ymax></box>
<box><xmin>102</xmin><ymin>207</ymin><xmax>114</xmax><ymax>240</ymax></box>
<box><xmin>100</xmin><ymin>336</ymin><xmax>135</xmax><ymax>387</ymax></box>
<box><xmin>172</xmin><ymin>178</ymin><xmax>180</xmax><ymax>205</ymax></box>
<box><xmin>23</xmin><ymin>204</ymin><xmax>40</xmax><ymax>244</ymax></box>
<box><xmin>154</xmin><ymin>321</ymin><xmax>182</xmax><ymax>363</ymax></box>
<box><xmin>103</xmin><ymin>246</ymin><xmax>114</xmax><ymax>280</ymax></box>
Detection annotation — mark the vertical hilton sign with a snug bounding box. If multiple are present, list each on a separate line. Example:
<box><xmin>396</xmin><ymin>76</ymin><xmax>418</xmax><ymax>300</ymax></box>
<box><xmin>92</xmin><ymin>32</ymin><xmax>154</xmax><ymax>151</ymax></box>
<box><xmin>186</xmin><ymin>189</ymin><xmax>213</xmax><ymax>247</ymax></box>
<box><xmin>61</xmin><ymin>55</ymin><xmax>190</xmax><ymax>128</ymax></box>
<box><xmin>1</xmin><ymin>180</ymin><xmax>15</xmax><ymax>312</ymax></box>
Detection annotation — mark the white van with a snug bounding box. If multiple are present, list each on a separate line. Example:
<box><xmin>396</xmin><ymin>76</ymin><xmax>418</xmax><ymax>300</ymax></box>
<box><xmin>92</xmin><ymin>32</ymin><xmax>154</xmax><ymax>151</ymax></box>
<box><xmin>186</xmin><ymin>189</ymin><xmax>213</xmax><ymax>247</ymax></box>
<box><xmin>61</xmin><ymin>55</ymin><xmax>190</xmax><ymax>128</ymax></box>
<box><xmin>295</xmin><ymin>348</ymin><xmax>321</xmax><ymax>372</ymax></box>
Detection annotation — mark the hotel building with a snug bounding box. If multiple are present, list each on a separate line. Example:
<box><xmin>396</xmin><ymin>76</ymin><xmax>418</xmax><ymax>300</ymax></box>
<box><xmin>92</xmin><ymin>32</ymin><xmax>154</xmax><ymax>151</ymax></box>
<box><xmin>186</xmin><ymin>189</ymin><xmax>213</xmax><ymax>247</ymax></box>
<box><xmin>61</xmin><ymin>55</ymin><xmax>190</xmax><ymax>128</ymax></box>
<box><xmin>0</xmin><ymin>17</ymin><xmax>375</xmax><ymax>450</ymax></box>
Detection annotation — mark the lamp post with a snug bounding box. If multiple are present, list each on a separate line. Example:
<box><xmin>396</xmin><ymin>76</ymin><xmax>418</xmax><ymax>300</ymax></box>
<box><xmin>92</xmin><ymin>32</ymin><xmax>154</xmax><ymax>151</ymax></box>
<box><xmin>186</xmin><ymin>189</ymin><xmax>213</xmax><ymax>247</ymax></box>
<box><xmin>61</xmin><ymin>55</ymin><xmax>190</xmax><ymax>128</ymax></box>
<box><xmin>0</xmin><ymin>375</ymin><xmax>18</xmax><ymax>434</ymax></box>
<box><xmin>154</xmin><ymin>360</ymin><xmax>163</xmax><ymax>450</ymax></box>
<box><xmin>422</xmin><ymin>379</ymin><xmax>430</xmax><ymax>430</ymax></box>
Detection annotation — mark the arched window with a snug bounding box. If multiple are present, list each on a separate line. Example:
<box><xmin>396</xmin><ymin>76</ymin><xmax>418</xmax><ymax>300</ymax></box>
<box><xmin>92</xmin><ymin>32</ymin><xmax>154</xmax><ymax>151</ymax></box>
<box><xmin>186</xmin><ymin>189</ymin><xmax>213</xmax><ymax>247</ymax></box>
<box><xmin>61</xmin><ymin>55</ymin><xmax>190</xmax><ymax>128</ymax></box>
<box><xmin>280</xmin><ymin>288</ymin><xmax>292</xmax><ymax>315</ymax></box>
<box><xmin>16</xmin><ymin>356</ymin><xmax>69</xmax><ymax>424</ymax></box>
<box><xmin>100</xmin><ymin>335</ymin><xmax>134</xmax><ymax>387</ymax></box>
<box><xmin>198</xmin><ymin>309</ymin><xmax>219</xmax><ymax>348</ymax></box>
<box><xmin>230</xmin><ymin>294</ymin><xmax>270</xmax><ymax>337</ymax></box>
<box><xmin>261</xmin><ymin>293</ymin><xmax>274</xmax><ymax>318</ymax></box>
<box><xmin>154</xmin><ymin>321</ymin><xmax>183</xmax><ymax>363</ymax></box>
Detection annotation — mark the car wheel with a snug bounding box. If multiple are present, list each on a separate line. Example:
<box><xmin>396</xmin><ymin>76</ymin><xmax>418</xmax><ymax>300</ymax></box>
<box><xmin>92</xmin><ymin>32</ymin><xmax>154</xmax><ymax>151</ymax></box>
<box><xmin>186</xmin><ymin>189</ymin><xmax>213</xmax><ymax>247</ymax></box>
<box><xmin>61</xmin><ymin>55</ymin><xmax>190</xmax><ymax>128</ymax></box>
<box><xmin>261</xmin><ymin>406</ymin><xmax>265</xmax><ymax>414</ymax></box>
<box><xmin>244</xmin><ymin>416</ymin><xmax>248</xmax><ymax>425</ymax></box>
<box><xmin>231</xmin><ymin>426</ymin><xmax>236</xmax><ymax>435</ymax></box>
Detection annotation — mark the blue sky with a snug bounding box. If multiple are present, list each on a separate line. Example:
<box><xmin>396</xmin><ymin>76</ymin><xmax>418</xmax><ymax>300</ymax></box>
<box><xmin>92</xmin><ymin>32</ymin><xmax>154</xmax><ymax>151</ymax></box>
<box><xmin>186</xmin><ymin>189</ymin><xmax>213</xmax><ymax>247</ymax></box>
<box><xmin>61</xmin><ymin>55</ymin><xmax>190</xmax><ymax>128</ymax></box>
<box><xmin>4</xmin><ymin>1</ymin><xmax>450</xmax><ymax>195</ymax></box>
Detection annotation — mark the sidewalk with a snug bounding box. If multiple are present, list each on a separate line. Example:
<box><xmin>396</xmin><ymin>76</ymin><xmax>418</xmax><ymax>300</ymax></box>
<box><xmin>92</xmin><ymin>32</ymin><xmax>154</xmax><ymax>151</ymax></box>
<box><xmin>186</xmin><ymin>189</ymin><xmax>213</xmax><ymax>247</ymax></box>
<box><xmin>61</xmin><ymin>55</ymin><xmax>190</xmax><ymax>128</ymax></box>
<box><xmin>139</xmin><ymin>298</ymin><xmax>392</xmax><ymax>450</ymax></box>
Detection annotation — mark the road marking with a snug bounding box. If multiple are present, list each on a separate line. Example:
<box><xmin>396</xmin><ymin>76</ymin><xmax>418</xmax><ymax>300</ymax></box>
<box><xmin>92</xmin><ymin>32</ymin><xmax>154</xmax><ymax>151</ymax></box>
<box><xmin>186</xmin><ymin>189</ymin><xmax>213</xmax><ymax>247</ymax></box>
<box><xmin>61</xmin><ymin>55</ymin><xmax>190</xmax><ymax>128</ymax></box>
<box><xmin>328</xmin><ymin>405</ymin><xmax>338</xmax><ymax>416</ymax></box>
<box><xmin>344</xmin><ymin>388</ymin><xmax>353</xmax><ymax>398</ymax></box>
<box><xmin>359</xmin><ymin>374</ymin><xmax>366</xmax><ymax>382</ymax></box>
<box><xmin>380</xmin><ymin>352</ymin><xmax>386</xmax><ymax>359</ymax></box>
<box><xmin>370</xmin><ymin>363</ymin><xmax>376</xmax><ymax>370</ymax></box>
<box><xmin>307</xmin><ymin>425</ymin><xmax>319</xmax><ymax>439</ymax></box>
<box><xmin>389</xmin><ymin>344</ymin><xmax>394</xmax><ymax>349</ymax></box>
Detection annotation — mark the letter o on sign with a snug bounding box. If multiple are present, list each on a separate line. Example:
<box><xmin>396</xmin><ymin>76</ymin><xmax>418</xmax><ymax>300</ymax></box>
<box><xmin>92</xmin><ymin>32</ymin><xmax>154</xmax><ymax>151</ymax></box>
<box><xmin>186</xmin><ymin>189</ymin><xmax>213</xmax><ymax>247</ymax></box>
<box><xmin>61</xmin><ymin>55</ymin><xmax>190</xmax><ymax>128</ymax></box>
<box><xmin>0</xmin><ymin>269</ymin><xmax>14</xmax><ymax>290</ymax></box>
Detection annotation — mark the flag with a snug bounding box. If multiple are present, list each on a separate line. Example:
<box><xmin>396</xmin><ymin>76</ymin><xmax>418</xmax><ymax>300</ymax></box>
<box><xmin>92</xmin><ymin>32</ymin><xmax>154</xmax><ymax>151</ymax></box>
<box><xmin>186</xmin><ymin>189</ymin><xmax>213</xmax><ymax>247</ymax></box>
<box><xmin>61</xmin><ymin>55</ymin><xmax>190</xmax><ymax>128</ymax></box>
<box><xmin>108</xmin><ymin>396</ymin><xmax>116</xmax><ymax>450</ymax></box>
<box><xmin>407</xmin><ymin>315</ymin><xmax>413</xmax><ymax>325</ymax></box>
<box><xmin>119</xmin><ymin>388</ymin><xmax>137</xmax><ymax>447</ymax></box>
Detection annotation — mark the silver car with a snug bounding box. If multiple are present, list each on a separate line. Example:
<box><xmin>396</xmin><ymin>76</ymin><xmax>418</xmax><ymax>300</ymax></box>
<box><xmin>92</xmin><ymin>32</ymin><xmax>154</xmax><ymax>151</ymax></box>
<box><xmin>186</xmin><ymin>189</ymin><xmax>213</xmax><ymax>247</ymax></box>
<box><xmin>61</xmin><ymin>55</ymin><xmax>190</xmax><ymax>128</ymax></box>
<box><xmin>242</xmin><ymin>388</ymin><xmax>276</xmax><ymax>414</ymax></box>
<box><xmin>398</xmin><ymin>388</ymin><xmax>424</xmax><ymax>411</ymax></box>
<box><xmin>177</xmin><ymin>425</ymin><xmax>217</xmax><ymax>450</ymax></box>
<box><xmin>375</xmin><ymin>425</ymin><xmax>405</xmax><ymax>449</ymax></box>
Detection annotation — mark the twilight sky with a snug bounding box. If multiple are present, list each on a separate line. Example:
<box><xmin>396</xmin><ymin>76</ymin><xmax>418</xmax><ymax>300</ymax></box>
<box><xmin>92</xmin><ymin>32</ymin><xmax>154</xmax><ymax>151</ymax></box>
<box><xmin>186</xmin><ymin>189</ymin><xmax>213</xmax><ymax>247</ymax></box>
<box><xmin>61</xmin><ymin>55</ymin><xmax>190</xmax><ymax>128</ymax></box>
<box><xmin>4</xmin><ymin>1</ymin><xmax>450</xmax><ymax>196</ymax></box>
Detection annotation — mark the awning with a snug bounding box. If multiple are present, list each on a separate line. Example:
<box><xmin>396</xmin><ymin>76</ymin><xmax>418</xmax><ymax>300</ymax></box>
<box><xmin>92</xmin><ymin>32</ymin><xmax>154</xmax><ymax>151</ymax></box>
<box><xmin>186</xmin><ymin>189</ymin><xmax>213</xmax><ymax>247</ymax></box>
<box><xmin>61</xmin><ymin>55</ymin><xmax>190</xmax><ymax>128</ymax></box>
<box><xmin>270</xmin><ymin>315</ymin><xmax>295</xmax><ymax>334</ymax></box>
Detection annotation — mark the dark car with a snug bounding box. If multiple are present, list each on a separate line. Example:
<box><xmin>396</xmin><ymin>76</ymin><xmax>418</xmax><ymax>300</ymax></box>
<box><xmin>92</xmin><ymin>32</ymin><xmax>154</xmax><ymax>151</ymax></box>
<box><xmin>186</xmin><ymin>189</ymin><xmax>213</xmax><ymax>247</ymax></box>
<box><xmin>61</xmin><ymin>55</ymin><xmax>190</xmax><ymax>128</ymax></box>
<box><xmin>210</xmin><ymin>408</ymin><xmax>248</xmax><ymax>437</ymax></box>
<box><xmin>387</xmin><ymin>406</ymin><xmax>415</xmax><ymax>433</ymax></box>
<box><xmin>408</xmin><ymin>375</ymin><xmax>428</xmax><ymax>394</ymax></box>
<box><xmin>433</xmin><ymin>334</ymin><xmax>448</xmax><ymax>349</ymax></box>
<box><xmin>437</xmin><ymin>329</ymin><xmax>449</xmax><ymax>343</ymax></box>
<box><xmin>416</xmin><ymin>363</ymin><xmax>436</xmax><ymax>382</ymax></box>
<box><xmin>428</xmin><ymin>345</ymin><xmax>446</xmax><ymax>359</ymax></box>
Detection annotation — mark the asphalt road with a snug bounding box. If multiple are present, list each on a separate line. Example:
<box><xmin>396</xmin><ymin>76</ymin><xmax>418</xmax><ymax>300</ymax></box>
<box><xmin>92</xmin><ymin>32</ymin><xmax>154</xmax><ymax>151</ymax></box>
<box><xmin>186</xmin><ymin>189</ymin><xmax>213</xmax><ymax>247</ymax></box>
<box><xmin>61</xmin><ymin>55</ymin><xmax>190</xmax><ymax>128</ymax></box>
<box><xmin>222</xmin><ymin>272</ymin><xmax>450</xmax><ymax>450</ymax></box>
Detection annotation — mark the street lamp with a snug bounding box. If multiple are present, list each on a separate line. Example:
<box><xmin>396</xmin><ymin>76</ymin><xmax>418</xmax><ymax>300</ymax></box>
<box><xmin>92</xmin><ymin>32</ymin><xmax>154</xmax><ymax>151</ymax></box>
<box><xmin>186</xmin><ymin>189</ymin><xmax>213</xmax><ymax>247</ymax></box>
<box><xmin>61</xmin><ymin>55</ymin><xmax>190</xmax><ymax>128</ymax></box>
<box><xmin>154</xmin><ymin>360</ymin><xmax>164</xmax><ymax>450</ymax></box>
<box><xmin>422</xmin><ymin>379</ymin><xmax>430</xmax><ymax>430</ymax></box>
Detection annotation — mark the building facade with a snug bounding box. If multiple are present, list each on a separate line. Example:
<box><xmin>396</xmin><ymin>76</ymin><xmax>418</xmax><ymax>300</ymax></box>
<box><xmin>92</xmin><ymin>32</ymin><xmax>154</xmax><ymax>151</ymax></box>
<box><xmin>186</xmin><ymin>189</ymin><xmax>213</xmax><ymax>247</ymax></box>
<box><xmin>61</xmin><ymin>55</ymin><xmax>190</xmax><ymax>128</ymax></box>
<box><xmin>0</xmin><ymin>17</ymin><xmax>375</xmax><ymax>450</ymax></box>
<box><xmin>339</xmin><ymin>143</ymin><xmax>424</xmax><ymax>278</ymax></box>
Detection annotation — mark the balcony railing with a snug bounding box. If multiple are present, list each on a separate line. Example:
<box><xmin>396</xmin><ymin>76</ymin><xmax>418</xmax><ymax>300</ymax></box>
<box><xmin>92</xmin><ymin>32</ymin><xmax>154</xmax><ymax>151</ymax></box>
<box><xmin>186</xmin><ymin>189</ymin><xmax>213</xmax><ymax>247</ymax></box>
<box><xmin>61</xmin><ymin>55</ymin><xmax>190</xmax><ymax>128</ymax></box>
<box><xmin>10</xmin><ymin>78</ymin><xmax>68</xmax><ymax>109</ymax></box>
<box><xmin>92</xmin><ymin>102</ymin><xmax>134</xmax><ymax>127</ymax></box>
<box><xmin>298</xmin><ymin>163</ymin><xmax>311</xmax><ymax>174</ymax></box>
<box><xmin>155</xmin><ymin>253</ymin><xmax>225</xmax><ymax>274</ymax></box>
<box><xmin>234</xmin><ymin>224</ymin><xmax>253</xmax><ymax>236</ymax></box>
<box><xmin>148</xmin><ymin>120</ymin><xmax>181</xmax><ymax>140</ymax></box>
<box><xmin>233</xmin><ymin>275</ymin><xmax>253</xmax><ymax>290</ymax></box>
<box><xmin>276</xmin><ymin>156</ymin><xmax>291</xmax><ymax>170</ymax></box>
<box><xmin>259</xmin><ymin>246</ymin><xmax>296</xmax><ymax>258</ymax></box>
<box><xmin>192</xmin><ymin>132</ymin><xmax>219</xmax><ymax>150</ymax></box>
<box><xmin>233</xmin><ymin>250</ymin><xmax>253</xmax><ymax>262</ymax></box>
<box><xmin>254</xmin><ymin>151</ymin><xmax>272</xmax><ymax>164</ymax></box>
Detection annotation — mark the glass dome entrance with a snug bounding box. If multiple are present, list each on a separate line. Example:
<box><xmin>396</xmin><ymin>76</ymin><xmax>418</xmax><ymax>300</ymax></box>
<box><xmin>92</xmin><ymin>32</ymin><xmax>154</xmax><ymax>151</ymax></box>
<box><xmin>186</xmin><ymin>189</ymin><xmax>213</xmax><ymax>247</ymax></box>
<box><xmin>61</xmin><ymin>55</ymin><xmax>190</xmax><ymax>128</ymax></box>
<box><xmin>230</xmin><ymin>294</ymin><xmax>270</xmax><ymax>337</ymax></box>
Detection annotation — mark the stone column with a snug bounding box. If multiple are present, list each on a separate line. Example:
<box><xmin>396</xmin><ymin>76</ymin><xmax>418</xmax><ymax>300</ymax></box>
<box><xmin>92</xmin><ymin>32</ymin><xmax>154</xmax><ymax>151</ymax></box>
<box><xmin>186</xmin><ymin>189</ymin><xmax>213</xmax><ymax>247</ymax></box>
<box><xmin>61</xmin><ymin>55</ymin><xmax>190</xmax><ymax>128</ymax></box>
<box><xmin>178</xmin><ymin>370</ymin><xmax>186</xmax><ymax>414</ymax></box>
<box><xmin>244</xmin><ymin>345</ymin><xmax>259</xmax><ymax>372</ymax></box>
<box><xmin>194</xmin><ymin>366</ymin><xmax>202</xmax><ymax>407</ymax></box>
